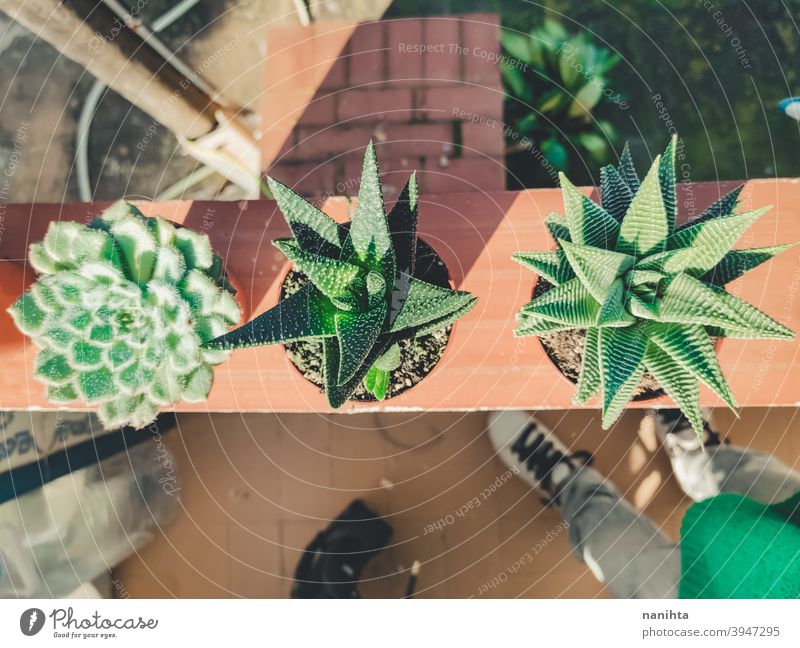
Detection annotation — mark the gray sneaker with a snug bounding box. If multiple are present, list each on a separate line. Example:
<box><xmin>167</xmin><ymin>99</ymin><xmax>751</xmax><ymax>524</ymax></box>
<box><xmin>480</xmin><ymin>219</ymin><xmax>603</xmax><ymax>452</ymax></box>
<box><xmin>649</xmin><ymin>408</ymin><xmax>726</xmax><ymax>501</ymax></box>
<box><xmin>487</xmin><ymin>411</ymin><xmax>591</xmax><ymax>504</ymax></box>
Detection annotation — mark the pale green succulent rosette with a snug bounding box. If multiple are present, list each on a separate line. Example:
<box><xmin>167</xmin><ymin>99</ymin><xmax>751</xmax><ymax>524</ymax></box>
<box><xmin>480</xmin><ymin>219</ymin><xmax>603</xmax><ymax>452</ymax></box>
<box><xmin>514</xmin><ymin>135</ymin><xmax>794</xmax><ymax>436</ymax></box>
<box><xmin>8</xmin><ymin>201</ymin><xmax>241</xmax><ymax>429</ymax></box>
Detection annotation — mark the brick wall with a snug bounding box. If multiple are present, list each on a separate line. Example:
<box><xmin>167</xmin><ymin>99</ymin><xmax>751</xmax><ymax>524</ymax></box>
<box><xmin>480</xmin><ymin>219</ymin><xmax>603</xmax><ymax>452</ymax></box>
<box><xmin>261</xmin><ymin>14</ymin><xmax>505</xmax><ymax>198</ymax></box>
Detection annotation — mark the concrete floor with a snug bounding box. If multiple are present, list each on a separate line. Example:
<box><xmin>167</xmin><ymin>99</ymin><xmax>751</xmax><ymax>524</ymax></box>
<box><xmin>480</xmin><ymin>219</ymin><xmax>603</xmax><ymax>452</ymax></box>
<box><xmin>116</xmin><ymin>407</ymin><xmax>800</xmax><ymax>597</ymax></box>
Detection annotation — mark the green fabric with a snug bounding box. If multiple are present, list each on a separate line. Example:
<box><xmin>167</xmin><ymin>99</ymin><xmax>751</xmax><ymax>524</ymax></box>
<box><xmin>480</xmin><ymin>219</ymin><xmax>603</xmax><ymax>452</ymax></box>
<box><xmin>679</xmin><ymin>491</ymin><xmax>800</xmax><ymax>598</ymax></box>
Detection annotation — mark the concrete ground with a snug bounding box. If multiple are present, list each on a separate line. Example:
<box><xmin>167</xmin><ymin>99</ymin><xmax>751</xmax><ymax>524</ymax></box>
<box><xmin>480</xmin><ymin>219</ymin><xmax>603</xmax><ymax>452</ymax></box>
<box><xmin>116</xmin><ymin>407</ymin><xmax>800</xmax><ymax>598</ymax></box>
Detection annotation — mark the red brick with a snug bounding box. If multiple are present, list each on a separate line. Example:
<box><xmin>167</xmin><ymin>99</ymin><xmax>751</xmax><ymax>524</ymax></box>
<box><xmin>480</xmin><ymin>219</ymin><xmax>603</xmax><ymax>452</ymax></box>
<box><xmin>379</xmin><ymin>122</ymin><xmax>456</xmax><ymax>157</ymax></box>
<box><xmin>343</xmin><ymin>154</ymin><xmax>418</xmax><ymax>201</ymax></box>
<box><xmin>461</xmin><ymin>121</ymin><xmax>505</xmax><ymax>157</ymax></box>
<box><xmin>298</xmin><ymin>92</ymin><xmax>337</xmax><ymax>125</ymax></box>
<box><xmin>319</xmin><ymin>57</ymin><xmax>347</xmax><ymax>89</ymax></box>
<box><xmin>266</xmin><ymin>161</ymin><xmax>337</xmax><ymax>197</ymax></box>
<box><xmin>387</xmin><ymin>19</ymin><xmax>424</xmax><ymax>84</ymax></box>
<box><xmin>286</xmin><ymin>126</ymin><xmax>375</xmax><ymax>161</ymax></box>
<box><xmin>422</xmin><ymin>17</ymin><xmax>462</xmax><ymax>84</ymax></box>
<box><xmin>418</xmin><ymin>86</ymin><xmax>504</xmax><ymax>122</ymax></box>
<box><xmin>338</xmin><ymin>88</ymin><xmax>414</xmax><ymax>122</ymax></box>
<box><xmin>419</xmin><ymin>157</ymin><xmax>505</xmax><ymax>193</ymax></box>
<box><xmin>461</xmin><ymin>14</ymin><xmax>501</xmax><ymax>87</ymax></box>
<box><xmin>348</xmin><ymin>22</ymin><xmax>387</xmax><ymax>87</ymax></box>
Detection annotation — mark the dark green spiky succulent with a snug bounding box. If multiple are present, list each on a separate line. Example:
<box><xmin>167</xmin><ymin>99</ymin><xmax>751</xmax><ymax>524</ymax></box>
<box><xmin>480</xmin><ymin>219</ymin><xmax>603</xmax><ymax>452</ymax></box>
<box><xmin>8</xmin><ymin>202</ymin><xmax>241</xmax><ymax>429</ymax></box>
<box><xmin>205</xmin><ymin>142</ymin><xmax>478</xmax><ymax>407</ymax></box>
<box><xmin>514</xmin><ymin>135</ymin><xmax>794</xmax><ymax>434</ymax></box>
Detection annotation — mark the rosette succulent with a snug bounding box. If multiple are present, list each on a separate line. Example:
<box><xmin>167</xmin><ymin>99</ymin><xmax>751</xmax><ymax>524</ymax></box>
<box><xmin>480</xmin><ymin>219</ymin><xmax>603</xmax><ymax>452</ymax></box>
<box><xmin>8</xmin><ymin>202</ymin><xmax>241</xmax><ymax>429</ymax></box>
<box><xmin>514</xmin><ymin>135</ymin><xmax>794</xmax><ymax>434</ymax></box>
<box><xmin>205</xmin><ymin>142</ymin><xmax>478</xmax><ymax>408</ymax></box>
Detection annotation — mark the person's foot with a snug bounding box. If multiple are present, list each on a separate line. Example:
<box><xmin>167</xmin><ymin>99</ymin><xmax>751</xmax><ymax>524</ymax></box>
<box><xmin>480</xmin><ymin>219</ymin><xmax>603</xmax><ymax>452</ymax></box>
<box><xmin>487</xmin><ymin>411</ymin><xmax>591</xmax><ymax>504</ymax></box>
<box><xmin>649</xmin><ymin>408</ymin><xmax>725</xmax><ymax>453</ymax></box>
<box><xmin>648</xmin><ymin>408</ymin><xmax>726</xmax><ymax>501</ymax></box>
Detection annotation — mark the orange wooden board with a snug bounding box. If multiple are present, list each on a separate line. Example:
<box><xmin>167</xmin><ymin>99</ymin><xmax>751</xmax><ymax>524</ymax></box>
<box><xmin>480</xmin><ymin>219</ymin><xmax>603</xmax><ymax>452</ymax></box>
<box><xmin>1</xmin><ymin>179</ymin><xmax>799</xmax><ymax>413</ymax></box>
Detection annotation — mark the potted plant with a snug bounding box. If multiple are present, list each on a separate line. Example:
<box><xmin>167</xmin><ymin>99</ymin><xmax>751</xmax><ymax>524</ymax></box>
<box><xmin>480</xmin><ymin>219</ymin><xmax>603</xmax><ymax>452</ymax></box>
<box><xmin>501</xmin><ymin>19</ymin><xmax>623</xmax><ymax>187</ymax></box>
<box><xmin>7</xmin><ymin>202</ymin><xmax>242</xmax><ymax>429</ymax></box>
<box><xmin>205</xmin><ymin>142</ymin><xmax>478</xmax><ymax>408</ymax></box>
<box><xmin>514</xmin><ymin>135</ymin><xmax>794</xmax><ymax>435</ymax></box>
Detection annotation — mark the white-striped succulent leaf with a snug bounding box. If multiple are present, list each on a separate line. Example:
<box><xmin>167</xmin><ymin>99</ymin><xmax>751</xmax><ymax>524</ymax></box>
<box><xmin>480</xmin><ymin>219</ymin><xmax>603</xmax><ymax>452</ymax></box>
<box><xmin>515</xmin><ymin>135</ymin><xmax>795</xmax><ymax>435</ymax></box>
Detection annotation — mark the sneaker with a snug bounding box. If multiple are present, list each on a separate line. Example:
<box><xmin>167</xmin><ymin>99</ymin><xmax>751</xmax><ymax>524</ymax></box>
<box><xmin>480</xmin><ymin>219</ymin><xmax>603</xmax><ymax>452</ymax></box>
<box><xmin>648</xmin><ymin>408</ymin><xmax>726</xmax><ymax>501</ymax></box>
<box><xmin>487</xmin><ymin>411</ymin><xmax>592</xmax><ymax>504</ymax></box>
<box><xmin>649</xmin><ymin>408</ymin><xmax>725</xmax><ymax>453</ymax></box>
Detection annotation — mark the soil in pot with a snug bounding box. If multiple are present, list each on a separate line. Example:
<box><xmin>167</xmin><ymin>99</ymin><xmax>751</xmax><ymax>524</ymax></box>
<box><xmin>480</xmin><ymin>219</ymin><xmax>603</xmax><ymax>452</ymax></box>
<box><xmin>533</xmin><ymin>278</ymin><xmax>664</xmax><ymax>401</ymax></box>
<box><xmin>282</xmin><ymin>239</ymin><xmax>454</xmax><ymax>402</ymax></box>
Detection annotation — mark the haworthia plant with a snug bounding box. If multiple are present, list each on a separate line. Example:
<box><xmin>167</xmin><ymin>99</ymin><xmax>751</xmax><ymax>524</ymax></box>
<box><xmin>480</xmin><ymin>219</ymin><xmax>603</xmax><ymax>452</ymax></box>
<box><xmin>8</xmin><ymin>202</ymin><xmax>241</xmax><ymax>429</ymax></box>
<box><xmin>205</xmin><ymin>142</ymin><xmax>478</xmax><ymax>407</ymax></box>
<box><xmin>514</xmin><ymin>135</ymin><xmax>794</xmax><ymax>435</ymax></box>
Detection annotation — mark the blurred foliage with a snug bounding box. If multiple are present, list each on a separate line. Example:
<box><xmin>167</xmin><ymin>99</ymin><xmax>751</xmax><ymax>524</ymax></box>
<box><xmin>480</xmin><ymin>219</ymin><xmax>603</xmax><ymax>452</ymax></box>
<box><xmin>386</xmin><ymin>0</ymin><xmax>800</xmax><ymax>187</ymax></box>
<box><xmin>501</xmin><ymin>19</ymin><xmax>623</xmax><ymax>187</ymax></box>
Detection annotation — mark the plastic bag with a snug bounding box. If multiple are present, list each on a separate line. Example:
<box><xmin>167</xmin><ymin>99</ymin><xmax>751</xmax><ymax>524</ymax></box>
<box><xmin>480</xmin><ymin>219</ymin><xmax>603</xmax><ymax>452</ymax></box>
<box><xmin>0</xmin><ymin>436</ymin><xmax>178</xmax><ymax>598</ymax></box>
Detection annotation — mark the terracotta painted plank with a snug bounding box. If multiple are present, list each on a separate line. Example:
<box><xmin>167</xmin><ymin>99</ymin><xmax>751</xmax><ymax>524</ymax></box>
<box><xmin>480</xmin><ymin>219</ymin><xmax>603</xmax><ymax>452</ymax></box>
<box><xmin>1</xmin><ymin>179</ymin><xmax>799</xmax><ymax>414</ymax></box>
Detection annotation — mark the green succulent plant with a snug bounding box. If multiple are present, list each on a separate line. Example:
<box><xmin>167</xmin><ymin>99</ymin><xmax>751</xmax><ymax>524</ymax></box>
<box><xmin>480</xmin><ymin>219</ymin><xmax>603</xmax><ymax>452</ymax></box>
<box><xmin>8</xmin><ymin>202</ymin><xmax>241</xmax><ymax>429</ymax></box>
<box><xmin>514</xmin><ymin>135</ymin><xmax>794</xmax><ymax>435</ymax></box>
<box><xmin>205</xmin><ymin>142</ymin><xmax>478</xmax><ymax>407</ymax></box>
<box><xmin>502</xmin><ymin>19</ymin><xmax>622</xmax><ymax>187</ymax></box>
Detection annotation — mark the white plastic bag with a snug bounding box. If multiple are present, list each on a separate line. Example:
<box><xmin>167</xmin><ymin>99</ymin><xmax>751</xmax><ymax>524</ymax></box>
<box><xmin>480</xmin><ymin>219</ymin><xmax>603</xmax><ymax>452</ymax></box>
<box><xmin>0</xmin><ymin>436</ymin><xmax>178</xmax><ymax>598</ymax></box>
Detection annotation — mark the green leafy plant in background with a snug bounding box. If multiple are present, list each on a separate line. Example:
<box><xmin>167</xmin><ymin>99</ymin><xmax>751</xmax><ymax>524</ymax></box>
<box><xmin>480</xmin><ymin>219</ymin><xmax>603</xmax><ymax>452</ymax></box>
<box><xmin>502</xmin><ymin>19</ymin><xmax>622</xmax><ymax>187</ymax></box>
<box><xmin>514</xmin><ymin>135</ymin><xmax>794</xmax><ymax>434</ymax></box>
<box><xmin>205</xmin><ymin>142</ymin><xmax>477</xmax><ymax>408</ymax></box>
<box><xmin>8</xmin><ymin>202</ymin><xmax>241</xmax><ymax>429</ymax></box>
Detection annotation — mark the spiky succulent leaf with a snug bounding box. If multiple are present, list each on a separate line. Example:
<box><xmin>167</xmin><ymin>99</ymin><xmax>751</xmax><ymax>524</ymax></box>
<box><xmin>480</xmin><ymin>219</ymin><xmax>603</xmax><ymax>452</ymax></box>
<box><xmin>560</xmin><ymin>240</ymin><xmax>634</xmax><ymax>303</ymax></box>
<box><xmin>209</xmin><ymin>143</ymin><xmax>477</xmax><ymax>408</ymax></box>
<box><xmin>658</xmin><ymin>134</ymin><xmax>678</xmax><ymax>232</ymax></box>
<box><xmin>206</xmin><ymin>283</ymin><xmax>336</xmax><ymax>349</ymax></box>
<box><xmin>599</xmin><ymin>326</ymin><xmax>647</xmax><ymax>428</ymax></box>
<box><xmin>343</xmin><ymin>141</ymin><xmax>396</xmax><ymax>282</ymax></box>
<box><xmin>267</xmin><ymin>176</ymin><xmax>344</xmax><ymax>256</ymax></box>
<box><xmin>8</xmin><ymin>202</ymin><xmax>241</xmax><ymax>429</ymax></box>
<box><xmin>643</xmin><ymin>321</ymin><xmax>736</xmax><ymax>410</ymax></box>
<box><xmin>363</xmin><ymin>343</ymin><xmax>401</xmax><ymax>400</ymax></box>
<box><xmin>273</xmin><ymin>239</ymin><xmax>363</xmax><ymax>308</ymax></box>
<box><xmin>522</xmin><ymin>278</ymin><xmax>599</xmax><ymax>327</ymax></box>
<box><xmin>574</xmin><ymin>326</ymin><xmax>600</xmax><ymax>404</ymax></box>
<box><xmin>512</xmin><ymin>251</ymin><xmax>575</xmax><ymax>285</ymax></box>
<box><xmin>544</xmin><ymin>212</ymin><xmax>571</xmax><ymax>244</ymax></box>
<box><xmin>600</xmin><ymin>165</ymin><xmax>632</xmax><ymax>222</ymax></box>
<box><xmin>676</xmin><ymin>184</ymin><xmax>743</xmax><ymax>232</ymax></box>
<box><xmin>643</xmin><ymin>344</ymin><xmax>703</xmax><ymax>437</ymax></box>
<box><xmin>702</xmin><ymin>244</ymin><xmax>793</xmax><ymax>286</ymax></box>
<box><xmin>515</xmin><ymin>315</ymin><xmax>575</xmax><ymax>336</ymax></box>
<box><xmin>515</xmin><ymin>137</ymin><xmax>794</xmax><ymax>429</ymax></box>
<box><xmin>617</xmin><ymin>142</ymin><xmax>640</xmax><ymax>194</ymax></box>
<box><xmin>559</xmin><ymin>173</ymin><xmax>619</xmax><ymax>249</ymax></box>
<box><xmin>388</xmin><ymin>276</ymin><xmax>475</xmax><ymax>334</ymax></box>
<box><xmin>389</xmin><ymin>173</ymin><xmax>419</xmax><ymax>277</ymax></box>
<box><xmin>596</xmin><ymin>279</ymin><xmax>636</xmax><ymax>327</ymax></box>
<box><xmin>617</xmin><ymin>155</ymin><xmax>668</xmax><ymax>257</ymax></box>
<box><xmin>335</xmin><ymin>302</ymin><xmax>387</xmax><ymax>383</ymax></box>
<box><xmin>703</xmin><ymin>282</ymin><xmax>793</xmax><ymax>340</ymax></box>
